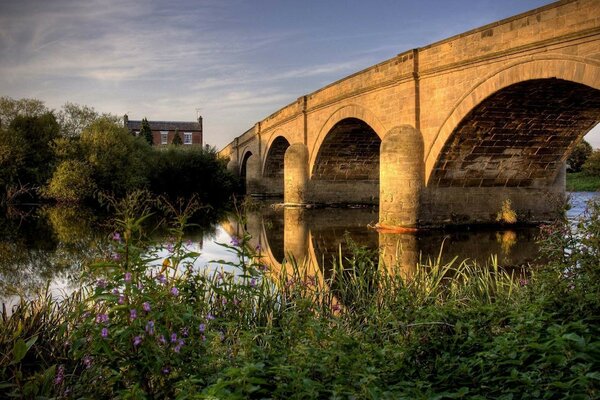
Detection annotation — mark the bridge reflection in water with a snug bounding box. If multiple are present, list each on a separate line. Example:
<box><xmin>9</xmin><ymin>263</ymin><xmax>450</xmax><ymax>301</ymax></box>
<box><xmin>221</xmin><ymin>204</ymin><xmax>540</xmax><ymax>284</ymax></box>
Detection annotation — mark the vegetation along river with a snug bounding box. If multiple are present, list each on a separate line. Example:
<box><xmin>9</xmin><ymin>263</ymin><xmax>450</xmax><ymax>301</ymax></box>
<box><xmin>1</xmin><ymin>192</ymin><xmax>598</xmax><ymax>306</ymax></box>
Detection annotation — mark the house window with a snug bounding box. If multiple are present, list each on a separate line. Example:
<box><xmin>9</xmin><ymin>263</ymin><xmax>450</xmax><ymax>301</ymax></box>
<box><xmin>161</xmin><ymin>131</ymin><xmax>168</xmax><ymax>145</ymax></box>
<box><xmin>184</xmin><ymin>132</ymin><xmax>192</xmax><ymax>145</ymax></box>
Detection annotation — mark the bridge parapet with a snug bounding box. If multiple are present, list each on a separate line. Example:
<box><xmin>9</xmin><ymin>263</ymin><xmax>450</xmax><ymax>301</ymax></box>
<box><xmin>419</xmin><ymin>0</ymin><xmax>598</xmax><ymax>75</ymax></box>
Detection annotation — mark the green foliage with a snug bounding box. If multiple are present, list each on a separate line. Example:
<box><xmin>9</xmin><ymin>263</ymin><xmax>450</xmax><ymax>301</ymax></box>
<box><xmin>55</xmin><ymin>102</ymin><xmax>118</xmax><ymax>137</ymax></box>
<box><xmin>140</xmin><ymin>118</ymin><xmax>153</xmax><ymax>145</ymax></box>
<box><xmin>79</xmin><ymin>118</ymin><xmax>152</xmax><ymax>197</ymax></box>
<box><xmin>568</xmin><ymin>139</ymin><xmax>593</xmax><ymax>173</ymax></box>
<box><xmin>0</xmin><ymin>113</ymin><xmax>60</xmax><ymax>203</ymax></box>
<box><xmin>43</xmin><ymin>159</ymin><xmax>96</xmax><ymax>203</ymax></box>
<box><xmin>0</xmin><ymin>96</ymin><xmax>47</xmax><ymax>128</ymax></box>
<box><xmin>0</xmin><ymin>126</ymin><xmax>28</xmax><ymax>196</ymax></box>
<box><xmin>583</xmin><ymin>149</ymin><xmax>600</xmax><ymax>176</ymax></box>
<box><xmin>172</xmin><ymin>129</ymin><xmax>183</xmax><ymax>145</ymax></box>
<box><xmin>0</xmin><ymin>290</ymin><xmax>78</xmax><ymax>398</ymax></box>
<box><xmin>566</xmin><ymin>172</ymin><xmax>600</xmax><ymax>192</ymax></box>
<box><xmin>3</xmin><ymin>196</ymin><xmax>599</xmax><ymax>398</ymax></box>
<box><xmin>149</xmin><ymin>146</ymin><xmax>238</xmax><ymax>205</ymax></box>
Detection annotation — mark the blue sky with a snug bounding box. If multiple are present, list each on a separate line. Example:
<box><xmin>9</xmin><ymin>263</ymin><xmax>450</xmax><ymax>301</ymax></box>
<box><xmin>1</xmin><ymin>0</ymin><xmax>598</xmax><ymax>149</ymax></box>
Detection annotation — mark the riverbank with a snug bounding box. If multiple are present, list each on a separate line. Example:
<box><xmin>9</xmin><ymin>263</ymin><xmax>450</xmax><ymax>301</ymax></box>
<box><xmin>566</xmin><ymin>172</ymin><xmax>600</xmax><ymax>191</ymax></box>
<box><xmin>1</xmin><ymin>197</ymin><xmax>599</xmax><ymax>398</ymax></box>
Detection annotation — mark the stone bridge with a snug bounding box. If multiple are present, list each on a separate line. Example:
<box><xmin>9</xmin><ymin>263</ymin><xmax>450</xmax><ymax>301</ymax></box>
<box><xmin>219</xmin><ymin>0</ymin><xmax>600</xmax><ymax>228</ymax></box>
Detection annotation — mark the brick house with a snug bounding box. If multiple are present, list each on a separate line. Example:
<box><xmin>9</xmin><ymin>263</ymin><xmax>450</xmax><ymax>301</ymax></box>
<box><xmin>123</xmin><ymin>115</ymin><xmax>203</xmax><ymax>146</ymax></box>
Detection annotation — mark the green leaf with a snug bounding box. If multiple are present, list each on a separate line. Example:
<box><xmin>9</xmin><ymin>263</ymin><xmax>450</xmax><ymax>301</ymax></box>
<box><xmin>25</xmin><ymin>335</ymin><xmax>38</xmax><ymax>349</ymax></box>
<box><xmin>10</xmin><ymin>338</ymin><xmax>28</xmax><ymax>365</ymax></box>
<box><xmin>0</xmin><ymin>383</ymin><xmax>16</xmax><ymax>389</ymax></box>
<box><xmin>586</xmin><ymin>371</ymin><xmax>600</xmax><ymax>381</ymax></box>
<box><xmin>562</xmin><ymin>333</ymin><xmax>585</xmax><ymax>347</ymax></box>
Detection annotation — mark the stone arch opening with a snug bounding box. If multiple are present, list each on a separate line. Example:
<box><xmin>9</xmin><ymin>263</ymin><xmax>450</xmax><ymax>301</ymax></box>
<box><xmin>310</xmin><ymin>118</ymin><xmax>381</xmax><ymax>204</ymax></box>
<box><xmin>429</xmin><ymin>79</ymin><xmax>600</xmax><ymax>188</ymax></box>
<box><xmin>239</xmin><ymin>151</ymin><xmax>253</xmax><ymax>194</ymax></box>
<box><xmin>263</xmin><ymin>136</ymin><xmax>290</xmax><ymax>197</ymax></box>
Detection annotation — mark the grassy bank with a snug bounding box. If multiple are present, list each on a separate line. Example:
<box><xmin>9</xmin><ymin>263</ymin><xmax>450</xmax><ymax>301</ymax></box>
<box><xmin>1</xmin><ymin>194</ymin><xmax>600</xmax><ymax>399</ymax></box>
<box><xmin>567</xmin><ymin>172</ymin><xmax>600</xmax><ymax>191</ymax></box>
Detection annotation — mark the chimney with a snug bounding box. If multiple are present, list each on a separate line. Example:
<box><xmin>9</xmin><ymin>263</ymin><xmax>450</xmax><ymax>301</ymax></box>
<box><xmin>123</xmin><ymin>114</ymin><xmax>129</xmax><ymax>127</ymax></box>
<box><xmin>197</xmin><ymin>115</ymin><xmax>203</xmax><ymax>132</ymax></box>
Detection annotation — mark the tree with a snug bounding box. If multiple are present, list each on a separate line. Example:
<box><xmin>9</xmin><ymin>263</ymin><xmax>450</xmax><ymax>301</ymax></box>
<box><xmin>79</xmin><ymin>118</ymin><xmax>152</xmax><ymax>196</ymax></box>
<box><xmin>0</xmin><ymin>96</ymin><xmax>47</xmax><ymax>128</ymax></box>
<box><xmin>0</xmin><ymin>126</ymin><xmax>28</xmax><ymax>194</ymax></box>
<box><xmin>9</xmin><ymin>113</ymin><xmax>60</xmax><ymax>187</ymax></box>
<box><xmin>56</xmin><ymin>102</ymin><xmax>99</xmax><ymax>137</ymax></box>
<box><xmin>583</xmin><ymin>149</ymin><xmax>600</xmax><ymax>176</ymax></box>
<box><xmin>148</xmin><ymin>146</ymin><xmax>237</xmax><ymax>205</ymax></box>
<box><xmin>172</xmin><ymin>129</ymin><xmax>182</xmax><ymax>145</ymax></box>
<box><xmin>567</xmin><ymin>139</ymin><xmax>593</xmax><ymax>173</ymax></box>
<box><xmin>140</xmin><ymin>118</ymin><xmax>153</xmax><ymax>145</ymax></box>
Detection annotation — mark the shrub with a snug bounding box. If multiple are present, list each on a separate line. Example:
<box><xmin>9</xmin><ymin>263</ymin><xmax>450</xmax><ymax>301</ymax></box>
<box><xmin>44</xmin><ymin>160</ymin><xmax>96</xmax><ymax>203</ymax></box>
<box><xmin>79</xmin><ymin>118</ymin><xmax>152</xmax><ymax>196</ymax></box>
<box><xmin>567</xmin><ymin>139</ymin><xmax>593</xmax><ymax>172</ymax></box>
<box><xmin>171</xmin><ymin>129</ymin><xmax>182</xmax><ymax>145</ymax></box>
<box><xmin>583</xmin><ymin>149</ymin><xmax>600</xmax><ymax>176</ymax></box>
<box><xmin>149</xmin><ymin>146</ymin><xmax>238</xmax><ymax>205</ymax></box>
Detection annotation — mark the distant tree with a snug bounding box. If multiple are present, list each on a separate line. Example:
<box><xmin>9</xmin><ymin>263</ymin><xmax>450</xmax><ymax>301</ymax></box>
<box><xmin>9</xmin><ymin>113</ymin><xmax>60</xmax><ymax>187</ymax></box>
<box><xmin>140</xmin><ymin>118</ymin><xmax>153</xmax><ymax>145</ymax></box>
<box><xmin>56</xmin><ymin>102</ymin><xmax>100</xmax><ymax>137</ymax></box>
<box><xmin>567</xmin><ymin>140</ymin><xmax>593</xmax><ymax>173</ymax></box>
<box><xmin>583</xmin><ymin>149</ymin><xmax>600</xmax><ymax>176</ymax></box>
<box><xmin>0</xmin><ymin>96</ymin><xmax>47</xmax><ymax>128</ymax></box>
<box><xmin>172</xmin><ymin>129</ymin><xmax>182</xmax><ymax>145</ymax></box>
<box><xmin>0</xmin><ymin>125</ymin><xmax>28</xmax><ymax>194</ymax></box>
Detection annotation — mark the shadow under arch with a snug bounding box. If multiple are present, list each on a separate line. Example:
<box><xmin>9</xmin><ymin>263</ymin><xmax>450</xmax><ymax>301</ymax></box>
<box><xmin>309</xmin><ymin>104</ymin><xmax>386</xmax><ymax>176</ymax></box>
<box><xmin>426</xmin><ymin>56</ymin><xmax>600</xmax><ymax>185</ymax></box>
<box><xmin>309</xmin><ymin>117</ymin><xmax>382</xmax><ymax>204</ymax></box>
<box><xmin>239</xmin><ymin>151</ymin><xmax>253</xmax><ymax>194</ymax></box>
<box><xmin>262</xmin><ymin>136</ymin><xmax>291</xmax><ymax>197</ymax></box>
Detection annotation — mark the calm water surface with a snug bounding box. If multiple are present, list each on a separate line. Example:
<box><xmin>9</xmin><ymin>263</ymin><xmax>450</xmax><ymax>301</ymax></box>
<box><xmin>1</xmin><ymin>192</ymin><xmax>598</xmax><ymax>304</ymax></box>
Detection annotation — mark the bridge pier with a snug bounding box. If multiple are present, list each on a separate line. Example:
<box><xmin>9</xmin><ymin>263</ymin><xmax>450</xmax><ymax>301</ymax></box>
<box><xmin>284</xmin><ymin>143</ymin><xmax>309</xmax><ymax>205</ymax></box>
<box><xmin>378</xmin><ymin>126</ymin><xmax>424</xmax><ymax>230</ymax></box>
<box><xmin>421</xmin><ymin>163</ymin><xmax>566</xmax><ymax>226</ymax></box>
<box><xmin>245</xmin><ymin>154</ymin><xmax>263</xmax><ymax>195</ymax></box>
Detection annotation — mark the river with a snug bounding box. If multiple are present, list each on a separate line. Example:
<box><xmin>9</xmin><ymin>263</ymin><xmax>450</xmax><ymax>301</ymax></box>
<box><xmin>1</xmin><ymin>192</ymin><xmax>598</xmax><ymax>305</ymax></box>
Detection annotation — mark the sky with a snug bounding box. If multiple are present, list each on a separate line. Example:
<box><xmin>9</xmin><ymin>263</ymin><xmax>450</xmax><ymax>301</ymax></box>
<box><xmin>1</xmin><ymin>0</ymin><xmax>598</xmax><ymax>149</ymax></box>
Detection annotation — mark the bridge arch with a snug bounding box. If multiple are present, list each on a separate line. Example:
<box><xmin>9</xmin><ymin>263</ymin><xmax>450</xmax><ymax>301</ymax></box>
<box><xmin>426</xmin><ymin>57</ymin><xmax>600</xmax><ymax>185</ymax></box>
<box><xmin>262</xmin><ymin>135</ymin><xmax>291</xmax><ymax>196</ymax></box>
<box><xmin>309</xmin><ymin>104</ymin><xmax>386</xmax><ymax>176</ymax></box>
<box><xmin>309</xmin><ymin>116</ymin><xmax>382</xmax><ymax>204</ymax></box>
<box><xmin>239</xmin><ymin>150</ymin><xmax>254</xmax><ymax>193</ymax></box>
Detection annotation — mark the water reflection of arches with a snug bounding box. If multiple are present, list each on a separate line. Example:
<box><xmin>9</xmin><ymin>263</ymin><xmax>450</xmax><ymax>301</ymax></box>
<box><xmin>221</xmin><ymin>205</ymin><xmax>542</xmax><ymax>301</ymax></box>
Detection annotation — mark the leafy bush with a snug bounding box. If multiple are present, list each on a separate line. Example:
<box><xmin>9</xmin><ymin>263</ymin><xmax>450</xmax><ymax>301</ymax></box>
<box><xmin>44</xmin><ymin>160</ymin><xmax>96</xmax><ymax>203</ymax></box>
<box><xmin>567</xmin><ymin>139</ymin><xmax>593</xmax><ymax>172</ymax></box>
<box><xmin>149</xmin><ymin>146</ymin><xmax>238</xmax><ymax>205</ymax></box>
<box><xmin>79</xmin><ymin>118</ymin><xmax>152</xmax><ymax>197</ymax></box>
<box><xmin>583</xmin><ymin>149</ymin><xmax>600</xmax><ymax>176</ymax></box>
